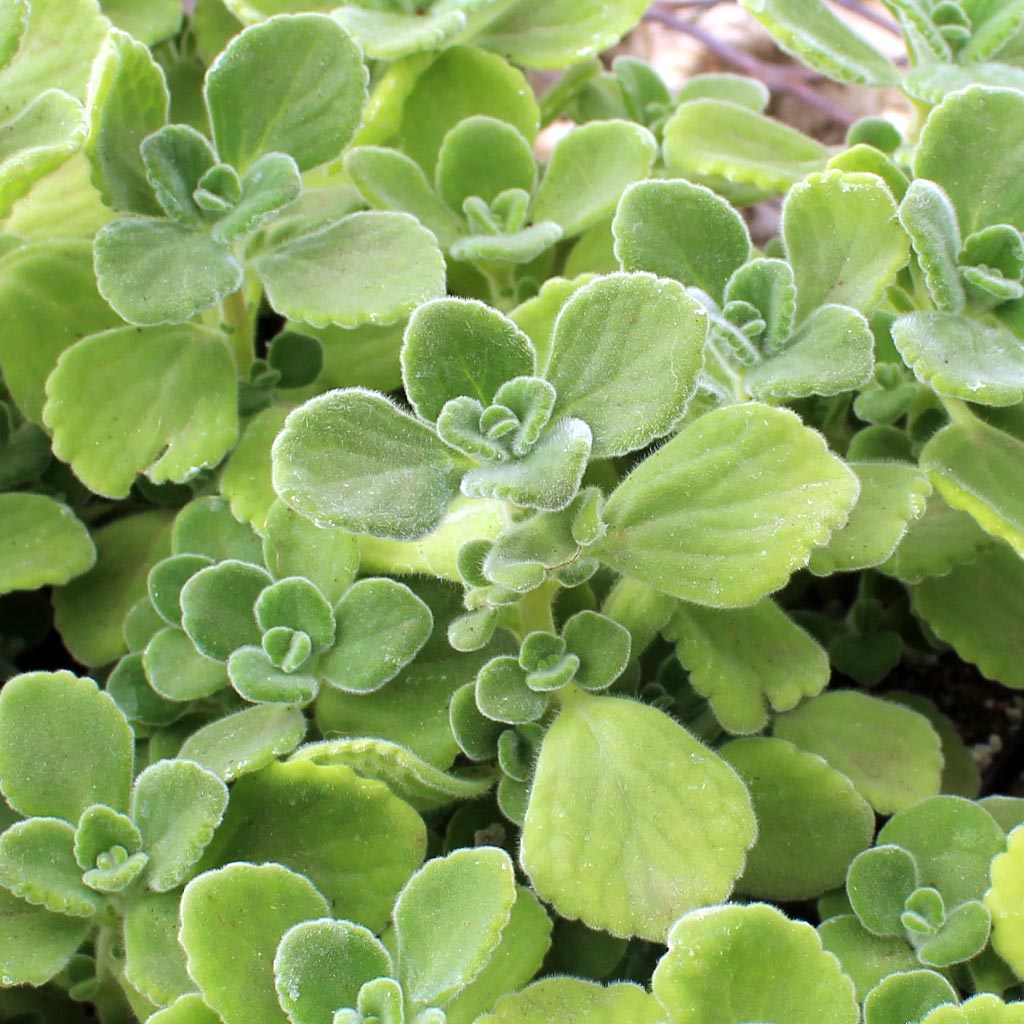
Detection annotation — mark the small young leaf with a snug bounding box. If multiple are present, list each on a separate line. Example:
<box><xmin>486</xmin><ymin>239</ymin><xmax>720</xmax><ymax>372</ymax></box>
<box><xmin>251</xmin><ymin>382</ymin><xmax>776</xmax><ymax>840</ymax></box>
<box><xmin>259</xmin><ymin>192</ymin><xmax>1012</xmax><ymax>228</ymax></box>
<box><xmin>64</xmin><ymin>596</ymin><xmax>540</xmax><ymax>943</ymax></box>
<box><xmin>131</xmin><ymin>759</ymin><xmax>229</xmax><ymax>892</ymax></box>
<box><xmin>332</xmin><ymin>4</ymin><xmax>471</xmax><ymax>62</ymax></box>
<box><xmin>145</xmin><ymin>627</ymin><xmax>230</xmax><ymax>701</ymax></box>
<box><xmin>847</xmin><ymin>845</ymin><xmax>920</xmax><ymax>936</ymax></box>
<box><xmin>213</xmin><ymin>152</ymin><xmax>301</xmax><ymax>243</ymax></box>
<box><xmin>180</xmin><ymin>560</ymin><xmax>271</xmax><ymax>661</ymax></box>
<box><xmin>476</xmin><ymin>656</ymin><xmax>550</xmax><ymax>724</ymax></box>
<box><xmin>477</xmin><ymin>977</ymin><xmax>661</xmax><ymax>1024</ymax></box>
<box><xmin>140</xmin><ymin>123</ymin><xmax>216</xmax><ymax>226</ymax></box>
<box><xmin>256</xmin><ymin>577</ymin><xmax>335</xmax><ymax>650</ymax></box>
<box><xmin>899</xmin><ymin>179</ymin><xmax>965</xmax><ymax>313</ymax></box>
<box><xmin>179</xmin><ymin>862</ymin><xmax>329</xmax><ymax>1024</ymax></box>
<box><xmin>561</xmin><ymin>611</ymin><xmax>630</xmax><ymax>692</ymax></box>
<box><xmin>228</xmin><ymin>646</ymin><xmax>318</xmax><ymax>705</ymax></box>
<box><xmin>148</xmin><ymin>554</ymin><xmax>213</xmax><ymax>628</ymax></box>
<box><xmin>984</xmin><ymin>824</ymin><xmax>1024</xmax><ymax>977</ymax></box>
<box><xmin>204</xmin><ymin>13</ymin><xmax>366</xmax><ymax>172</ymax></box>
<box><xmin>0</xmin><ymin>671</ymin><xmax>133</xmax><ymax>820</ymax></box>
<box><xmin>0</xmin><ymin>886</ymin><xmax>92</xmax><ymax>986</ymax></box>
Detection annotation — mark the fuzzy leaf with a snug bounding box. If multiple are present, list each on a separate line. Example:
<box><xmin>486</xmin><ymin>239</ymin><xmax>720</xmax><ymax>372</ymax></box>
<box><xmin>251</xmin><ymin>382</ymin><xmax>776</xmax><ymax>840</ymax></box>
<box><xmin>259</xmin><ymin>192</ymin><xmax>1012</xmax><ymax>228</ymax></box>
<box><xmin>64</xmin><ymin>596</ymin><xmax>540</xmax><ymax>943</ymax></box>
<box><xmin>221</xmin><ymin>407</ymin><xmax>291</xmax><ymax>534</ymax></box>
<box><xmin>847</xmin><ymin>845</ymin><xmax>919</xmax><ymax>935</ymax></box>
<box><xmin>103</xmin><ymin>0</ymin><xmax>182</xmax><ymax>43</ymax></box>
<box><xmin>131</xmin><ymin>759</ymin><xmax>229</xmax><ymax>892</ymax></box>
<box><xmin>0</xmin><ymin>671</ymin><xmax>132</xmax><ymax>820</ymax></box>
<box><xmin>985</xmin><ymin>824</ymin><xmax>1024</xmax><ymax>977</ymax></box>
<box><xmin>228</xmin><ymin>645</ymin><xmax>318</xmax><ymax>705</ymax></box>
<box><xmin>669</xmin><ymin>598</ymin><xmax>829</xmax><ymax>734</ymax></box>
<box><xmin>204</xmin><ymin>13</ymin><xmax>365</xmax><ymax>172</ymax></box>
<box><xmin>612</xmin><ymin>179</ymin><xmax>750</xmax><ymax>302</ymax></box>
<box><xmin>774</xmin><ymin>691</ymin><xmax>942</xmax><ymax>814</ymax></box>
<box><xmin>332</xmin><ymin>5</ymin><xmax>473</xmax><ymax>62</ymax></box>
<box><xmin>45</xmin><ymin>323</ymin><xmax>238</xmax><ymax>499</ymax></box>
<box><xmin>544</xmin><ymin>272</ymin><xmax>706</xmax><ymax>457</ymax></box>
<box><xmin>0</xmin><ymin>886</ymin><xmax>91</xmax><ymax>986</ymax></box>
<box><xmin>783</xmin><ymin>171</ymin><xmax>909</xmax><ymax>322</ymax></box>
<box><xmin>123</xmin><ymin>890</ymin><xmax>193</xmax><ymax>1007</ymax></box>
<box><xmin>145</xmin><ymin>994</ymin><xmax>222</xmax><ymax>1024</ymax></box>
<box><xmin>654</xmin><ymin>903</ymin><xmax>858</xmax><ymax>1024</ymax></box>
<box><xmin>395</xmin><ymin>847</ymin><xmax>516</xmax><ymax>1009</ymax></box>
<box><xmin>531</xmin><ymin>120</ymin><xmax>656</xmax><ymax>237</ymax></box>
<box><xmin>899</xmin><ymin>179</ymin><xmax>964</xmax><ymax>313</ymax></box>
<box><xmin>213</xmin><ymin>152</ymin><xmax>302</xmax><ymax>243</ymax></box>
<box><xmin>139</xmin><ymin>123</ymin><xmax>216</xmax><ymax>226</ymax></box>
<box><xmin>274</xmin><ymin>919</ymin><xmax>391</xmax><ymax>1024</ymax></box>
<box><xmin>180</xmin><ymin>862</ymin><xmax>329</xmax><ymax>1024</ymax></box>
<box><xmin>477</xmin><ymin>978</ymin><xmax>661</xmax><ymax>1024</ymax></box>
<box><xmin>180</xmin><ymin>560</ymin><xmax>271</xmax><ymax>661</ymax></box>
<box><xmin>863</xmin><ymin>970</ymin><xmax>958</xmax><ymax>1024</ymax></box>
<box><xmin>594</xmin><ymin>404</ymin><xmax>859</xmax><ymax>607</ymax></box>
<box><xmin>255</xmin><ymin>211</ymin><xmax>445</xmax><ymax>329</ymax></box>
<box><xmin>0</xmin><ymin>493</ymin><xmax>95</xmax><ymax>595</ymax></box>
<box><xmin>817</xmin><ymin>914</ymin><xmax>921</xmax><ymax>1000</ymax></box>
<box><xmin>144</xmin><ymin>627</ymin><xmax>230</xmax><ymax>701</ymax></box>
<box><xmin>522</xmin><ymin>692</ymin><xmax>755</xmax><ymax>941</ymax></box>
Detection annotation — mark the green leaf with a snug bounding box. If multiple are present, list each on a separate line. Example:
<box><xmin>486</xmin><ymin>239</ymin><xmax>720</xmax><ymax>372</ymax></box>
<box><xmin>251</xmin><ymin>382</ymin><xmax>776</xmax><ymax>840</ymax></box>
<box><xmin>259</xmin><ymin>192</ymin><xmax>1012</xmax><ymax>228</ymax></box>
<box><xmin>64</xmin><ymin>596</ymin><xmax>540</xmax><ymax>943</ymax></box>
<box><xmin>0</xmin><ymin>493</ymin><xmax>94</xmax><ymax>595</ymax></box>
<box><xmin>213</xmin><ymin>152</ymin><xmax>301</xmax><ymax>243</ymax></box>
<box><xmin>44</xmin><ymin>323</ymin><xmax>239</xmax><ymax>499</ymax></box>
<box><xmin>84</xmin><ymin>29</ymin><xmax>168</xmax><ymax>215</ymax></box>
<box><xmin>912</xmin><ymin>545</ymin><xmax>1024</xmax><ymax>689</ymax></box>
<box><xmin>899</xmin><ymin>179</ymin><xmax>965</xmax><ymax>314</ymax></box>
<box><xmin>148</xmin><ymin>554</ymin><xmax>213</xmax><ymax>629</ymax></box>
<box><xmin>722</xmin><ymin>737</ymin><xmax>874</xmax><ymax>901</ymax></box>
<box><xmin>985</xmin><ymin>824</ymin><xmax>1024</xmax><ymax>977</ymax></box>
<box><xmin>663</xmin><ymin>100</ymin><xmax>829</xmax><ymax>194</ymax></box>
<box><xmin>668</xmin><ymin>598</ymin><xmax>829</xmax><ymax>734</ymax></box>
<box><xmin>256</xmin><ymin>577</ymin><xmax>335</xmax><ymax>649</ymax></box>
<box><xmin>450</xmin><ymin>221</ymin><xmax>563</xmax><ymax>265</ymax></box>
<box><xmin>228</xmin><ymin>645</ymin><xmax>318</xmax><ymax>705</ymax></box>
<box><xmin>893</xmin><ymin>313</ymin><xmax>1024</xmax><ymax>407</ymax></box>
<box><xmin>401</xmin><ymin>298</ymin><xmax>535</xmax><ymax>423</ymax></box>
<box><xmin>746</xmin><ymin>303</ymin><xmax>875</xmax><ymax>399</ymax></box>
<box><xmin>654</xmin><ymin>903</ymin><xmax>858</xmax><ymax>1024</ymax></box>
<box><xmin>291</xmin><ymin>737</ymin><xmax>495</xmax><ymax>811</ymax></box>
<box><xmin>273</xmin><ymin>389</ymin><xmax>463</xmax><ymax>540</ymax></box>
<box><xmin>146</xmin><ymin>994</ymin><xmax>223</xmax><ymax>1024</ymax></box>
<box><xmin>93</xmin><ymin>218</ymin><xmax>242</xmax><ymax>325</ymax></box>
<box><xmin>0</xmin><ymin>818</ymin><xmax>100</xmax><ymax>917</ymax></box>
<box><xmin>817</xmin><ymin>914</ymin><xmax>919</xmax><ymax>1000</ymax></box>
<box><xmin>522</xmin><ymin>692</ymin><xmax>755</xmax><ymax>941</ymax></box>
<box><xmin>398</xmin><ymin>47</ymin><xmax>538</xmax><ymax>173</ymax></box>
<box><xmin>961</xmin><ymin>0</ymin><xmax>1024</xmax><ymax>60</ymax></box>
<box><xmin>0</xmin><ymin>671</ymin><xmax>133</xmax><ymax>820</ymax></box>
<box><xmin>332</xmin><ymin>5</ymin><xmax>473</xmax><ymax>62</ymax></box>
<box><xmin>531</xmin><ymin>120</ymin><xmax>656</xmax><ymax>238</ymax></box>
<box><xmin>204</xmin><ymin>13</ymin><xmax>366</xmax><ymax>172</ymax></box>
<box><xmin>255</xmin><ymin>211</ymin><xmax>445</xmax><ymax>329</ymax></box>
<box><xmin>144</xmin><ymin>627</ymin><xmax>230</xmax><ymax>701</ymax></box>
<box><xmin>0</xmin><ymin>0</ymin><xmax>27</xmax><ymax>72</ymax></box>
<box><xmin>542</xmin><ymin>272</ymin><xmax>706</xmax><ymax>457</ymax></box>
<box><xmin>201</xmin><ymin>759</ymin><xmax>426</xmax><ymax>932</ymax></box>
<box><xmin>921</xmin><ymin>419</ymin><xmax>1024</xmax><ymax>556</ymax></box>
<box><xmin>738</xmin><ymin>0</ymin><xmax>897</xmax><ymax>85</ymax></box>
<box><xmin>53</xmin><ymin>510</ymin><xmax>174</xmax><ymax>667</ymax></box>
<box><xmin>773</xmin><ymin>691</ymin><xmax>943</xmax><ymax>814</ymax></box>
<box><xmin>478</xmin><ymin>978</ymin><xmax>661</xmax><ymax>1024</ymax></box>
<box><xmin>476</xmin><ymin>656</ymin><xmax>550</xmax><ymax>724</ymax></box>
<box><xmin>612</xmin><ymin>179</ymin><xmax>750</xmax><ymax>302</ymax></box>
<box><xmin>808</xmin><ymin>462</ymin><xmax>932</xmax><ymax>575</ymax></box>
<box><xmin>915</xmin><ymin>86</ymin><xmax>1024</xmax><ymax>235</ymax></box>
<box><xmin>594</xmin><ymin>403</ymin><xmax>859</xmax><ymax>607</ymax></box>
<box><xmin>395</xmin><ymin>847</ymin><xmax>516</xmax><ymax>1009</ymax></box>
<box><xmin>0</xmin><ymin>885</ymin><xmax>91</xmax><ymax>986</ymax></box>
<box><xmin>847</xmin><ymin>844</ymin><xmax>919</xmax><ymax>936</ymax></box>
<box><xmin>123</xmin><ymin>890</ymin><xmax>193</xmax><ymax>1008</ymax></box>
<box><xmin>180</xmin><ymin>862</ymin><xmax>329</xmax><ymax>1024</ymax></box>
<box><xmin>221</xmin><ymin>407</ymin><xmax>291</xmax><ymax>534</ymax></box>
<box><xmin>0</xmin><ymin>238</ymin><xmax>122</xmax><ymax>423</ymax></box>
<box><xmin>140</xmin><ymin>124</ymin><xmax>216</xmax><ymax>227</ymax></box>
<box><xmin>561</xmin><ymin>611</ymin><xmax>630</xmax><ymax>692</ymax></box>
<box><xmin>102</xmin><ymin>0</ymin><xmax>182</xmax><ymax>43</ymax></box>
<box><xmin>172</xmin><ymin>494</ymin><xmax>261</xmax><ymax>561</ymax></box>
<box><xmin>783</xmin><ymin>171</ymin><xmax>909</xmax><ymax>321</ymax></box>
<box><xmin>180</xmin><ymin>560</ymin><xmax>271</xmax><ymax>661</ymax></box>
<box><xmin>863</xmin><ymin>970</ymin><xmax>958</xmax><ymax>1024</ymax></box>
<box><xmin>131</xmin><ymin>759</ymin><xmax>228</xmax><ymax>892</ymax></box>
<box><xmin>178</xmin><ymin>703</ymin><xmax>307</xmax><ymax>782</ymax></box>
<box><xmin>274</xmin><ymin>919</ymin><xmax>391</xmax><ymax>1024</ymax></box>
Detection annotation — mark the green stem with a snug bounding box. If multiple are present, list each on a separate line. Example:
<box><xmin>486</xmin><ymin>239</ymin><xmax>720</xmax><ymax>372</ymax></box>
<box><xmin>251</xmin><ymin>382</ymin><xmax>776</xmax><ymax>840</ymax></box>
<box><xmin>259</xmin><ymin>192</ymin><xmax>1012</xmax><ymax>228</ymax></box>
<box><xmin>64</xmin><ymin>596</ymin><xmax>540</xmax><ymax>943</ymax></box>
<box><xmin>517</xmin><ymin>580</ymin><xmax>557</xmax><ymax>636</ymax></box>
<box><xmin>220</xmin><ymin>288</ymin><xmax>254</xmax><ymax>377</ymax></box>
<box><xmin>482</xmin><ymin>263</ymin><xmax>518</xmax><ymax>312</ymax></box>
<box><xmin>939</xmin><ymin>394</ymin><xmax>976</xmax><ymax>427</ymax></box>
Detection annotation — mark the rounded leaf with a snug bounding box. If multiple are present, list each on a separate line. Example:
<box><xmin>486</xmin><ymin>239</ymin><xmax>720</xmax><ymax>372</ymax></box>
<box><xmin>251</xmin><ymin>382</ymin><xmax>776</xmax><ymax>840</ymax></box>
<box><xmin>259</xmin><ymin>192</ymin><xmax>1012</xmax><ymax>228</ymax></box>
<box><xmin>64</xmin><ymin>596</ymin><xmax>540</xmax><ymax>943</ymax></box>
<box><xmin>984</xmin><ymin>824</ymin><xmax>1024</xmax><ymax>977</ymax></box>
<box><xmin>477</xmin><ymin>977</ymin><xmax>661</xmax><ymax>1024</ymax></box>
<box><xmin>180</xmin><ymin>559</ymin><xmax>271</xmax><ymax>661</ymax></box>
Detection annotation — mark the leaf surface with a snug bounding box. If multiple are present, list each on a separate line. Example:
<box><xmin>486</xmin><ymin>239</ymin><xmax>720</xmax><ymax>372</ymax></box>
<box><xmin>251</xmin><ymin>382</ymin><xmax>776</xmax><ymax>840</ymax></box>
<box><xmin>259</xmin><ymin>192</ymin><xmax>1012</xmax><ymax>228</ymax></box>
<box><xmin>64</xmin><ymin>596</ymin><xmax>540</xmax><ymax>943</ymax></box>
<box><xmin>0</xmin><ymin>494</ymin><xmax>94</xmax><ymax>595</ymax></box>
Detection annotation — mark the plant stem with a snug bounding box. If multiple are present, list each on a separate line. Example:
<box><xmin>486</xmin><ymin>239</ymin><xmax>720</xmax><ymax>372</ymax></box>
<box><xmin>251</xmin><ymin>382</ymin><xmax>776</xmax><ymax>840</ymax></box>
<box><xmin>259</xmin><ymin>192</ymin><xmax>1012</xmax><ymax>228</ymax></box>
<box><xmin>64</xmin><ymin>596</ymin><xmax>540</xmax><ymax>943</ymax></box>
<box><xmin>220</xmin><ymin>288</ymin><xmax>254</xmax><ymax>377</ymax></box>
<box><xmin>518</xmin><ymin>581</ymin><xmax>558</xmax><ymax>635</ymax></box>
<box><xmin>939</xmin><ymin>395</ymin><xmax>976</xmax><ymax>427</ymax></box>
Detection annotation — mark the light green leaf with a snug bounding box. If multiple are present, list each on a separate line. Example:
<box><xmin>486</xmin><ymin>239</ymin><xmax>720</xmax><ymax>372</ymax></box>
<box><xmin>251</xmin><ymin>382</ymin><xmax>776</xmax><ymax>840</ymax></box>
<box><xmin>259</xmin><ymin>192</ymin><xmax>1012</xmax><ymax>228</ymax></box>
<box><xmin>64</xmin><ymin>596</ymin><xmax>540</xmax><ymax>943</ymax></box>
<box><xmin>53</xmin><ymin>509</ymin><xmax>174</xmax><ymax>667</ymax></box>
<box><xmin>45</xmin><ymin>323</ymin><xmax>239</xmax><ymax>498</ymax></box>
<box><xmin>0</xmin><ymin>0</ymin><xmax>28</xmax><ymax>72</ymax></box>
<box><xmin>0</xmin><ymin>493</ymin><xmax>95</xmax><ymax>595</ymax></box>
<box><xmin>146</xmin><ymin>994</ymin><xmax>223</xmax><ymax>1024</ymax></box>
<box><xmin>274</xmin><ymin>919</ymin><xmax>391</xmax><ymax>1024</ymax></box>
<box><xmin>544</xmin><ymin>272</ymin><xmax>706</xmax><ymax>457</ymax></box>
<box><xmin>0</xmin><ymin>671</ymin><xmax>133</xmax><ymax>820</ymax></box>
<box><xmin>478</xmin><ymin>977</ymin><xmax>661</xmax><ymax>1024</ymax></box>
<box><xmin>808</xmin><ymin>461</ymin><xmax>932</xmax><ymax>575</ymax></box>
<box><xmin>985</xmin><ymin>824</ymin><xmax>1024</xmax><ymax>977</ymax></box>
<box><xmin>180</xmin><ymin>560</ymin><xmax>270</xmax><ymax>661</ymax></box>
<box><xmin>204</xmin><ymin>13</ymin><xmax>366</xmax><ymax>172</ymax></box>
<box><xmin>144</xmin><ymin>627</ymin><xmax>230</xmax><ymax>701</ymax></box>
<box><xmin>102</xmin><ymin>0</ymin><xmax>182</xmax><ymax>43</ymax></box>
<box><xmin>817</xmin><ymin>915</ymin><xmax>919</xmax><ymax>1000</ymax></box>
<box><xmin>401</xmin><ymin>298</ymin><xmax>535</xmax><ymax>423</ymax></box>
<box><xmin>921</xmin><ymin>419</ymin><xmax>1024</xmax><ymax>556</ymax></box>
<box><xmin>0</xmin><ymin>89</ymin><xmax>86</xmax><ymax>219</ymax></box>
<box><xmin>0</xmin><ymin>237</ymin><xmax>122</xmax><ymax>423</ymax></box>
<box><xmin>521</xmin><ymin>692</ymin><xmax>755</xmax><ymax>941</ymax></box>
<box><xmin>721</xmin><ymin>738</ymin><xmax>874</xmax><ymax>901</ymax></box>
<box><xmin>450</xmin><ymin>221</ymin><xmax>562</xmax><ymax>265</ymax></box>
<box><xmin>84</xmin><ymin>29</ymin><xmax>168</xmax><ymax>215</ymax></box>
<box><xmin>531</xmin><ymin>120</ymin><xmax>656</xmax><ymax>238</ymax></box>
<box><xmin>510</xmin><ymin>274</ymin><xmax>596</xmax><ymax>369</ymax></box>
<box><xmin>221</xmin><ymin>407</ymin><xmax>291</xmax><ymax>534</ymax></box>
<box><xmin>663</xmin><ymin>99</ymin><xmax>829</xmax><ymax>194</ymax></box>
<box><xmin>131</xmin><ymin>759</ymin><xmax>229</xmax><ymax>892</ymax></box>
<box><xmin>746</xmin><ymin>303</ymin><xmax>875</xmax><ymax>399</ymax></box>
<box><xmin>179</xmin><ymin>862</ymin><xmax>329</xmax><ymax>1024</ymax></box>
<box><xmin>255</xmin><ymin>211</ymin><xmax>445</xmax><ymax>329</ymax></box>
<box><xmin>912</xmin><ymin>544</ymin><xmax>1024</xmax><ymax>689</ymax></box>
<box><xmin>594</xmin><ymin>403</ymin><xmax>859</xmax><ymax>607</ymax></box>
<box><xmin>612</xmin><ymin>179</ymin><xmax>750</xmax><ymax>302</ymax></box>
<box><xmin>273</xmin><ymin>388</ymin><xmax>464</xmax><ymax>540</ymax></box>
<box><xmin>0</xmin><ymin>885</ymin><xmax>91</xmax><ymax>986</ymax></box>
<box><xmin>93</xmin><ymin>218</ymin><xmax>242</xmax><ymax>325</ymax></box>
<box><xmin>178</xmin><ymin>704</ymin><xmax>307</xmax><ymax>782</ymax></box>
<box><xmin>915</xmin><ymin>86</ymin><xmax>1024</xmax><ymax>234</ymax></box>
<box><xmin>668</xmin><ymin>598</ymin><xmax>829</xmax><ymax>734</ymax></box>
<box><xmin>212</xmin><ymin>152</ymin><xmax>301</xmax><ymax>244</ymax></box>
<box><xmin>903</xmin><ymin>61</ymin><xmax>1024</xmax><ymax>107</ymax></box>
<box><xmin>139</xmin><ymin>124</ymin><xmax>216</xmax><ymax>227</ymax></box>
<box><xmin>739</xmin><ymin>0</ymin><xmax>897</xmax><ymax>85</ymax></box>
<box><xmin>773</xmin><ymin>690</ymin><xmax>942</xmax><ymax>814</ymax></box>
<box><xmin>332</xmin><ymin>5</ymin><xmax>468</xmax><ymax>62</ymax></box>
<box><xmin>893</xmin><ymin>313</ymin><xmax>1024</xmax><ymax>407</ymax></box>
<box><xmin>899</xmin><ymin>179</ymin><xmax>964</xmax><ymax>314</ymax></box>
<box><xmin>123</xmin><ymin>890</ymin><xmax>193</xmax><ymax>1007</ymax></box>
<box><xmin>783</xmin><ymin>170</ymin><xmax>909</xmax><ymax>322</ymax></box>
<box><xmin>653</xmin><ymin>903</ymin><xmax>858</xmax><ymax>1024</ymax></box>
<box><xmin>395</xmin><ymin>847</ymin><xmax>516</xmax><ymax>1009</ymax></box>
<box><xmin>863</xmin><ymin>970</ymin><xmax>958</xmax><ymax>1024</ymax></box>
